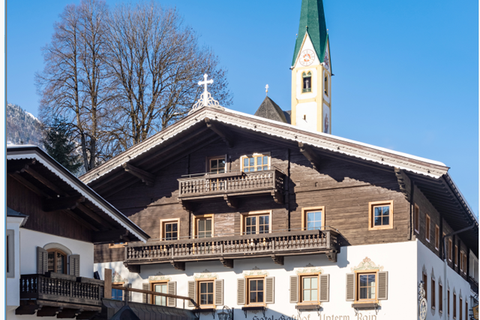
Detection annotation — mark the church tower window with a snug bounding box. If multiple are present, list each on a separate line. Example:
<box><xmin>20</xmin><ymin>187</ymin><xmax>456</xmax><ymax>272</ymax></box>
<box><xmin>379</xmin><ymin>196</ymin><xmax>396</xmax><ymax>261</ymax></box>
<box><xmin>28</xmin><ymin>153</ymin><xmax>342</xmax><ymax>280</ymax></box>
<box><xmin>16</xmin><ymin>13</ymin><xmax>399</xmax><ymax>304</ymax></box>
<box><xmin>302</xmin><ymin>72</ymin><xmax>312</xmax><ymax>93</ymax></box>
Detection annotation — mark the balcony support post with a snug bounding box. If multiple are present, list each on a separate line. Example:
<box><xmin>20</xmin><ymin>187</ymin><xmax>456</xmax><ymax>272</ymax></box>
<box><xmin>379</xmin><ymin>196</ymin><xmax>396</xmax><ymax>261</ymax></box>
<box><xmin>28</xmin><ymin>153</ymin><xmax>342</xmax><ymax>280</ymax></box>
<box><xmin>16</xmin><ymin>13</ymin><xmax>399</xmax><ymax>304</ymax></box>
<box><xmin>224</xmin><ymin>195</ymin><xmax>239</xmax><ymax>209</ymax></box>
<box><xmin>220</xmin><ymin>258</ymin><xmax>234</xmax><ymax>268</ymax></box>
<box><xmin>271</xmin><ymin>255</ymin><xmax>284</xmax><ymax>265</ymax></box>
<box><xmin>170</xmin><ymin>261</ymin><xmax>186</xmax><ymax>271</ymax></box>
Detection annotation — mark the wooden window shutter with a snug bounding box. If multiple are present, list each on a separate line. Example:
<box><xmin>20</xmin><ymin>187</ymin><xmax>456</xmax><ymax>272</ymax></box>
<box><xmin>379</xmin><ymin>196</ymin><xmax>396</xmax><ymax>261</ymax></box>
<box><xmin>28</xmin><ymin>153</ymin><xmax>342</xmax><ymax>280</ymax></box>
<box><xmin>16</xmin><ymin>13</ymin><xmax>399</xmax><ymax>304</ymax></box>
<box><xmin>188</xmin><ymin>281</ymin><xmax>196</xmax><ymax>307</ymax></box>
<box><xmin>319</xmin><ymin>274</ymin><xmax>330</xmax><ymax>302</ymax></box>
<box><xmin>142</xmin><ymin>283</ymin><xmax>149</xmax><ymax>303</ymax></box>
<box><xmin>68</xmin><ymin>254</ymin><xmax>80</xmax><ymax>276</ymax></box>
<box><xmin>215</xmin><ymin>279</ymin><xmax>224</xmax><ymax>306</ymax></box>
<box><xmin>36</xmin><ymin>246</ymin><xmax>48</xmax><ymax>274</ymax></box>
<box><xmin>290</xmin><ymin>276</ymin><xmax>298</xmax><ymax>303</ymax></box>
<box><xmin>346</xmin><ymin>273</ymin><xmax>355</xmax><ymax>301</ymax></box>
<box><xmin>167</xmin><ymin>281</ymin><xmax>177</xmax><ymax>307</ymax></box>
<box><xmin>378</xmin><ymin>271</ymin><xmax>388</xmax><ymax>300</ymax></box>
<box><xmin>266</xmin><ymin>277</ymin><xmax>275</xmax><ymax>304</ymax></box>
<box><xmin>237</xmin><ymin>278</ymin><xmax>245</xmax><ymax>305</ymax></box>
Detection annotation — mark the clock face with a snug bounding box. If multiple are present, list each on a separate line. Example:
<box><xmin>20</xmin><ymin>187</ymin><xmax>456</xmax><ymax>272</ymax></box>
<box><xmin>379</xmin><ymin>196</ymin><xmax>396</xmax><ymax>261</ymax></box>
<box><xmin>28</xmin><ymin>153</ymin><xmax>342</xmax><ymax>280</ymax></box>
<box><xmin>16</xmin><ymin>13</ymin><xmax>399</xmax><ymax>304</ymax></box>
<box><xmin>299</xmin><ymin>49</ymin><xmax>315</xmax><ymax>66</ymax></box>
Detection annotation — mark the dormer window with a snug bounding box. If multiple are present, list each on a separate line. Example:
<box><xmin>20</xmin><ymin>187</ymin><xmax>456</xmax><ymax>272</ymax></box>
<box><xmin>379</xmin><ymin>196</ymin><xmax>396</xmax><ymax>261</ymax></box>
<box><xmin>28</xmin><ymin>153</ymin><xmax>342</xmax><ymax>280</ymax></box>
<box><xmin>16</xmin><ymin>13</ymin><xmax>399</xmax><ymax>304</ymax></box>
<box><xmin>302</xmin><ymin>72</ymin><xmax>312</xmax><ymax>93</ymax></box>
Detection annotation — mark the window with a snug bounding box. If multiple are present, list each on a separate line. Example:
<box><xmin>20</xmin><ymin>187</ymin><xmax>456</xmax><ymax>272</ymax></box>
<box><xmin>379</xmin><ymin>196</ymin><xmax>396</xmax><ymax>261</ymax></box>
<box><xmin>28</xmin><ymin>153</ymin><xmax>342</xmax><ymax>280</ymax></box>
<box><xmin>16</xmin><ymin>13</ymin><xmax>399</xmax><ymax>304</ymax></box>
<box><xmin>462</xmin><ymin>253</ymin><xmax>467</xmax><ymax>275</ymax></box>
<box><xmin>323</xmin><ymin>75</ymin><xmax>328</xmax><ymax>96</ymax></box>
<box><xmin>243</xmin><ymin>212</ymin><xmax>270</xmax><ymax>235</ymax></box>
<box><xmin>414</xmin><ymin>205</ymin><xmax>419</xmax><ymax>233</ymax></box>
<box><xmin>460</xmin><ymin>296</ymin><xmax>463</xmax><ymax>320</ymax></box>
<box><xmin>48</xmin><ymin>249</ymin><xmax>67</xmax><ymax>274</ymax></box>
<box><xmin>109</xmin><ymin>242</ymin><xmax>127</xmax><ymax>249</ymax></box>
<box><xmin>302</xmin><ymin>72</ymin><xmax>312</xmax><ymax>93</ymax></box>
<box><xmin>242</xmin><ymin>154</ymin><xmax>270</xmax><ymax>172</ymax></box>
<box><xmin>357</xmin><ymin>272</ymin><xmax>376</xmax><ymax>302</ymax></box>
<box><xmin>439</xmin><ymin>283</ymin><xmax>443</xmax><ymax>313</ymax></box>
<box><xmin>112</xmin><ymin>282</ymin><xmax>124</xmax><ymax>301</ymax></box>
<box><xmin>466</xmin><ymin>301</ymin><xmax>468</xmax><ymax>320</ymax></box>
<box><xmin>195</xmin><ymin>215</ymin><xmax>213</xmax><ymax>238</ymax></box>
<box><xmin>460</xmin><ymin>251</ymin><xmax>465</xmax><ymax>272</ymax></box>
<box><xmin>455</xmin><ymin>245</ymin><xmax>458</xmax><ymax>266</ymax></box>
<box><xmin>161</xmin><ymin>219</ymin><xmax>179</xmax><ymax>241</ymax></box>
<box><xmin>454</xmin><ymin>292</ymin><xmax>457</xmax><ymax>319</ymax></box>
<box><xmin>247</xmin><ymin>278</ymin><xmax>265</xmax><ymax>305</ymax></box>
<box><xmin>151</xmin><ymin>282</ymin><xmax>168</xmax><ymax>306</ymax></box>
<box><xmin>368</xmin><ymin>201</ymin><xmax>393</xmax><ymax>230</ymax></box>
<box><xmin>198</xmin><ymin>280</ymin><xmax>215</xmax><ymax>307</ymax></box>
<box><xmin>426</xmin><ymin>215</ymin><xmax>431</xmax><ymax>242</ymax></box>
<box><xmin>7</xmin><ymin>230</ymin><xmax>14</xmax><ymax>278</ymax></box>
<box><xmin>448</xmin><ymin>239</ymin><xmax>453</xmax><ymax>261</ymax></box>
<box><xmin>423</xmin><ymin>273</ymin><xmax>428</xmax><ymax>301</ymax></box>
<box><xmin>302</xmin><ymin>207</ymin><xmax>324</xmax><ymax>231</ymax></box>
<box><xmin>431</xmin><ymin>278</ymin><xmax>436</xmax><ymax>309</ymax></box>
<box><xmin>208</xmin><ymin>156</ymin><xmax>226</xmax><ymax>174</ymax></box>
<box><xmin>301</xmin><ymin>275</ymin><xmax>318</xmax><ymax>303</ymax></box>
<box><xmin>447</xmin><ymin>289</ymin><xmax>450</xmax><ymax>316</ymax></box>
<box><xmin>435</xmin><ymin>225</ymin><xmax>440</xmax><ymax>250</ymax></box>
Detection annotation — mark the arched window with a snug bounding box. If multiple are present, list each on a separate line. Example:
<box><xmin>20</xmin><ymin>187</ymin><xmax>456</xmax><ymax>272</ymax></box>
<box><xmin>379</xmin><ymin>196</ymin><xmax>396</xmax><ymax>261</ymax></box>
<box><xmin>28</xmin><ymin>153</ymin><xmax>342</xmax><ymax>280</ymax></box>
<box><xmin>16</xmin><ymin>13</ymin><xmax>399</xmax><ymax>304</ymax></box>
<box><xmin>302</xmin><ymin>72</ymin><xmax>312</xmax><ymax>93</ymax></box>
<box><xmin>324</xmin><ymin>75</ymin><xmax>329</xmax><ymax>96</ymax></box>
<box><xmin>47</xmin><ymin>248</ymin><xmax>67</xmax><ymax>274</ymax></box>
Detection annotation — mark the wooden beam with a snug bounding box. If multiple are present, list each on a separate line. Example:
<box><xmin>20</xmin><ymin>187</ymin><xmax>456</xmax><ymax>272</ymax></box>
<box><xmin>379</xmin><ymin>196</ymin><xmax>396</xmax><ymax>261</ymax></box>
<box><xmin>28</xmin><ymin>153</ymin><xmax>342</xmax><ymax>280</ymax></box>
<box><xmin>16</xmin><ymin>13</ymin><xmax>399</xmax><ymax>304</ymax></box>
<box><xmin>57</xmin><ymin>308</ymin><xmax>83</xmax><ymax>318</ymax></box>
<box><xmin>122</xmin><ymin>163</ymin><xmax>154</xmax><ymax>186</ymax></box>
<box><xmin>9</xmin><ymin>173</ymin><xmax>52</xmax><ymax>198</ymax></box>
<box><xmin>92</xmin><ymin>230</ymin><xmax>131</xmax><ymax>244</ymax></box>
<box><xmin>205</xmin><ymin>118</ymin><xmax>234</xmax><ymax>148</ymax></box>
<box><xmin>23</xmin><ymin>167</ymin><xmax>66</xmax><ymax>196</ymax></box>
<box><xmin>7</xmin><ymin>159</ymin><xmax>36</xmax><ymax>174</ymax></box>
<box><xmin>220</xmin><ymin>258</ymin><xmax>234</xmax><ymax>268</ymax></box>
<box><xmin>170</xmin><ymin>261</ymin><xmax>186</xmax><ymax>271</ymax></box>
<box><xmin>43</xmin><ymin>196</ymin><xmax>85</xmax><ymax>212</ymax></box>
<box><xmin>223</xmin><ymin>195</ymin><xmax>239</xmax><ymax>209</ymax></box>
<box><xmin>394</xmin><ymin>168</ymin><xmax>411</xmax><ymax>200</ymax></box>
<box><xmin>298</xmin><ymin>142</ymin><xmax>321</xmax><ymax>171</ymax></box>
<box><xmin>37</xmin><ymin>306</ymin><xmax>63</xmax><ymax>317</ymax></box>
<box><xmin>76</xmin><ymin>203</ymin><xmax>116</xmax><ymax>230</ymax></box>
<box><xmin>271</xmin><ymin>255</ymin><xmax>284</xmax><ymax>265</ymax></box>
<box><xmin>63</xmin><ymin>210</ymin><xmax>100</xmax><ymax>232</ymax></box>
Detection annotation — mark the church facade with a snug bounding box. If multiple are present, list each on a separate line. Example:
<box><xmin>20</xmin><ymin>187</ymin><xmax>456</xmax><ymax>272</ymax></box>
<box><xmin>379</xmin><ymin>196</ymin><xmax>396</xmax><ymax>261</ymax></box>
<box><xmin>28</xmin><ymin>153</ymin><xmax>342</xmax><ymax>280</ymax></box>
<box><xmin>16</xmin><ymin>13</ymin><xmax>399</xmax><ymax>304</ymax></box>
<box><xmin>81</xmin><ymin>1</ymin><xmax>478</xmax><ymax>320</ymax></box>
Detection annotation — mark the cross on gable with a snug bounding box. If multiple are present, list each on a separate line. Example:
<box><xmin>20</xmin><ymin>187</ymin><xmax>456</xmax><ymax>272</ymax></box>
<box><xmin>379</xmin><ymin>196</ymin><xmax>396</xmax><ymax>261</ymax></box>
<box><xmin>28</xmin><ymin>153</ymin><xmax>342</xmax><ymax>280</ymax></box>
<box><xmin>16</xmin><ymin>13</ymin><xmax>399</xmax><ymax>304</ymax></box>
<box><xmin>199</xmin><ymin>74</ymin><xmax>214</xmax><ymax>95</ymax></box>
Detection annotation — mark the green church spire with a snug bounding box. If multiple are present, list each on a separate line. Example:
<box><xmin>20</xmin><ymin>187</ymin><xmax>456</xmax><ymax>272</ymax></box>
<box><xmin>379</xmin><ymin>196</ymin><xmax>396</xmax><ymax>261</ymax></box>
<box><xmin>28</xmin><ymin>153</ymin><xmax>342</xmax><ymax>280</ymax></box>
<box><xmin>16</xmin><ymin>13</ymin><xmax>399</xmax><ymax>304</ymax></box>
<box><xmin>292</xmin><ymin>0</ymin><xmax>328</xmax><ymax>66</ymax></box>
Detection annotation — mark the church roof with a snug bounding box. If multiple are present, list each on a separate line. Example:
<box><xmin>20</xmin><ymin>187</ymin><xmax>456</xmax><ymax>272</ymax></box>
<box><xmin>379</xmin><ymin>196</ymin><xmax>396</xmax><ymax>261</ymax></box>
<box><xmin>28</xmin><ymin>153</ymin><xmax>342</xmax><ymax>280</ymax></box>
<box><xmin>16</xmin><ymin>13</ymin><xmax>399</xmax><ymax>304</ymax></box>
<box><xmin>292</xmin><ymin>0</ymin><xmax>328</xmax><ymax>66</ymax></box>
<box><xmin>254</xmin><ymin>96</ymin><xmax>288</xmax><ymax>123</ymax></box>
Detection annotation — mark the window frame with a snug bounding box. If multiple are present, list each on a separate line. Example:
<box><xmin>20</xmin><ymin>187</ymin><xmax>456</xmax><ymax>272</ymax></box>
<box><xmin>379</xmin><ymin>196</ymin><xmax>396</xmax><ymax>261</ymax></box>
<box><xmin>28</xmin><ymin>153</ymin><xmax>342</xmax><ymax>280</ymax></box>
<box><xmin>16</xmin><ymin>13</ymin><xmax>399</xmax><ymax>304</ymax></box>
<box><xmin>160</xmin><ymin>218</ymin><xmax>180</xmax><ymax>241</ymax></box>
<box><xmin>196</xmin><ymin>279</ymin><xmax>216</xmax><ymax>309</ymax></box>
<box><xmin>240</xmin><ymin>153</ymin><xmax>271</xmax><ymax>172</ymax></box>
<box><xmin>414</xmin><ymin>205</ymin><xmax>420</xmax><ymax>234</ymax></box>
<box><xmin>455</xmin><ymin>245</ymin><xmax>458</xmax><ymax>267</ymax></box>
<box><xmin>448</xmin><ymin>239</ymin><xmax>453</xmax><ymax>262</ymax></box>
<box><xmin>7</xmin><ymin>229</ymin><xmax>14</xmax><ymax>278</ymax></box>
<box><xmin>435</xmin><ymin>225</ymin><xmax>440</xmax><ymax>251</ymax></box>
<box><xmin>301</xmin><ymin>206</ymin><xmax>325</xmax><ymax>231</ymax></box>
<box><xmin>193</xmin><ymin>214</ymin><xmax>214</xmax><ymax>239</ymax></box>
<box><xmin>47</xmin><ymin>248</ymin><xmax>68</xmax><ymax>274</ymax></box>
<box><xmin>355</xmin><ymin>270</ymin><xmax>378</xmax><ymax>303</ymax></box>
<box><xmin>207</xmin><ymin>155</ymin><xmax>227</xmax><ymax>174</ymax></box>
<box><xmin>422</xmin><ymin>272</ymin><xmax>428</xmax><ymax>301</ymax></box>
<box><xmin>447</xmin><ymin>288</ymin><xmax>450</xmax><ymax>316</ymax></box>
<box><xmin>150</xmin><ymin>280</ymin><xmax>169</xmax><ymax>306</ymax></box>
<box><xmin>426</xmin><ymin>214</ymin><xmax>431</xmax><ymax>242</ymax></box>
<box><xmin>459</xmin><ymin>296</ymin><xmax>463</xmax><ymax>320</ymax></box>
<box><xmin>241</xmin><ymin>210</ymin><xmax>272</xmax><ymax>235</ymax></box>
<box><xmin>431</xmin><ymin>277</ymin><xmax>436</xmax><ymax>309</ymax></box>
<box><xmin>302</xmin><ymin>71</ymin><xmax>312</xmax><ymax>93</ymax></box>
<box><xmin>453</xmin><ymin>292</ymin><xmax>457</xmax><ymax>319</ymax></box>
<box><xmin>368</xmin><ymin>201</ymin><xmax>394</xmax><ymax>230</ymax></box>
<box><xmin>245</xmin><ymin>275</ymin><xmax>266</xmax><ymax>307</ymax></box>
<box><xmin>439</xmin><ymin>282</ymin><xmax>443</xmax><ymax>313</ymax></box>
<box><xmin>298</xmin><ymin>273</ymin><xmax>320</xmax><ymax>305</ymax></box>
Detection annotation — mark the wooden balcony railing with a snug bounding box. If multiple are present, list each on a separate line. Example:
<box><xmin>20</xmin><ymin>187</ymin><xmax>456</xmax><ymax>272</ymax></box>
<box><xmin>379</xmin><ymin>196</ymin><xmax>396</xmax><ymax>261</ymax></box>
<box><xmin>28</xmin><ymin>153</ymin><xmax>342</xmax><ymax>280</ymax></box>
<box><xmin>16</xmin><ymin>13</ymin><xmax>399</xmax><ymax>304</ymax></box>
<box><xmin>178</xmin><ymin>169</ymin><xmax>284</xmax><ymax>206</ymax></box>
<box><xmin>125</xmin><ymin>230</ymin><xmax>339</xmax><ymax>271</ymax></box>
<box><xmin>19</xmin><ymin>272</ymin><xmax>104</xmax><ymax>307</ymax></box>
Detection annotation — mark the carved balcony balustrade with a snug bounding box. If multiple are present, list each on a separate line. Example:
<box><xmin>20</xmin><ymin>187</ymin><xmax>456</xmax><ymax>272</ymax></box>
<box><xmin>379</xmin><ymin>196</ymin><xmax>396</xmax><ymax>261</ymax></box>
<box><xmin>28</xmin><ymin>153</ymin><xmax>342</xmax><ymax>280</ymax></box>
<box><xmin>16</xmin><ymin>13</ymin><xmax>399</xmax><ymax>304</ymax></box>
<box><xmin>177</xmin><ymin>169</ymin><xmax>284</xmax><ymax>208</ymax></box>
<box><xmin>16</xmin><ymin>272</ymin><xmax>104</xmax><ymax>318</ymax></box>
<box><xmin>124</xmin><ymin>229</ymin><xmax>339</xmax><ymax>271</ymax></box>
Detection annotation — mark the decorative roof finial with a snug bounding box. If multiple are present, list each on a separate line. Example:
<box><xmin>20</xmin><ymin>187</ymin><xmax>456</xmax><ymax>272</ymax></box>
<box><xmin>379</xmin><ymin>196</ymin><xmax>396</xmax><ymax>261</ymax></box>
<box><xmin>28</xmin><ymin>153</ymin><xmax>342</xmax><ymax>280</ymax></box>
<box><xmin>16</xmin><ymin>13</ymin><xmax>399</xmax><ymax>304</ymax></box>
<box><xmin>265</xmin><ymin>84</ymin><xmax>269</xmax><ymax>96</ymax></box>
<box><xmin>189</xmin><ymin>74</ymin><xmax>224</xmax><ymax>114</ymax></box>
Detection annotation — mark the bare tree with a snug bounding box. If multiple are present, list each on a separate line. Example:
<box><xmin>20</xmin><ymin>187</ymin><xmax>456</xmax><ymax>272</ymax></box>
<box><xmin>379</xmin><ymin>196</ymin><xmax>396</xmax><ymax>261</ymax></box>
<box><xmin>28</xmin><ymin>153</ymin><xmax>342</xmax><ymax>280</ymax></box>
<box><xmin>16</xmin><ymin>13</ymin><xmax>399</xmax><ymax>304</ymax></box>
<box><xmin>37</xmin><ymin>0</ymin><xmax>110</xmax><ymax>172</ymax></box>
<box><xmin>105</xmin><ymin>2</ymin><xmax>231</xmax><ymax>148</ymax></box>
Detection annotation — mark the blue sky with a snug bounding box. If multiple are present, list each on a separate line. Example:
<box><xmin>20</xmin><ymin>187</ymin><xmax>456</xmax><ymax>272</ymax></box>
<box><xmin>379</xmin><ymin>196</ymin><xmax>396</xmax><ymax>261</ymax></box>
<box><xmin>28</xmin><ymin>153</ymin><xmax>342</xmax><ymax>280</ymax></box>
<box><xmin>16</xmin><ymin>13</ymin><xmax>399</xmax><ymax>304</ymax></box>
<box><xmin>7</xmin><ymin>0</ymin><xmax>478</xmax><ymax>215</ymax></box>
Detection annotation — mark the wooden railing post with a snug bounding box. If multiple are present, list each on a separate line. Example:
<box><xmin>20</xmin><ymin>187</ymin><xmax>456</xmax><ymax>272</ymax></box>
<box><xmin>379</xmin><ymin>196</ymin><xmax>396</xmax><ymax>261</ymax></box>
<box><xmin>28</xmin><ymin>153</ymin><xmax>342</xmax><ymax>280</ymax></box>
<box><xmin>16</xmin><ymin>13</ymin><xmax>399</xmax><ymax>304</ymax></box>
<box><xmin>104</xmin><ymin>268</ymin><xmax>112</xmax><ymax>299</ymax></box>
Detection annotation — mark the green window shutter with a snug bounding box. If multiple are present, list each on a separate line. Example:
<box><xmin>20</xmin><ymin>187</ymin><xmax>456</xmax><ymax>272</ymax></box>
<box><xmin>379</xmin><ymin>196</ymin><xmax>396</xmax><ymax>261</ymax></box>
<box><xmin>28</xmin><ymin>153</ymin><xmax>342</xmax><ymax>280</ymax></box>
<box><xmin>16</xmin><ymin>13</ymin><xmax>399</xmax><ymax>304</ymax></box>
<box><xmin>167</xmin><ymin>281</ymin><xmax>177</xmax><ymax>307</ymax></box>
<box><xmin>237</xmin><ymin>278</ymin><xmax>245</xmax><ymax>305</ymax></box>
<box><xmin>346</xmin><ymin>274</ymin><xmax>355</xmax><ymax>301</ymax></box>
<box><xmin>68</xmin><ymin>254</ymin><xmax>80</xmax><ymax>276</ymax></box>
<box><xmin>142</xmin><ymin>283</ymin><xmax>149</xmax><ymax>303</ymax></box>
<box><xmin>290</xmin><ymin>276</ymin><xmax>298</xmax><ymax>303</ymax></box>
<box><xmin>319</xmin><ymin>274</ymin><xmax>330</xmax><ymax>302</ymax></box>
<box><xmin>188</xmin><ymin>281</ymin><xmax>196</xmax><ymax>307</ymax></box>
<box><xmin>266</xmin><ymin>277</ymin><xmax>275</xmax><ymax>304</ymax></box>
<box><xmin>36</xmin><ymin>246</ymin><xmax>48</xmax><ymax>274</ymax></box>
<box><xmin>215</xmin><ymin>279</ymin><xmax>224</xmax><ymax>306</ymax></box>
<box><xmin>378</xmin><ymin>271</ymin><xmax>388</xmax><ymax>300</ymax></box>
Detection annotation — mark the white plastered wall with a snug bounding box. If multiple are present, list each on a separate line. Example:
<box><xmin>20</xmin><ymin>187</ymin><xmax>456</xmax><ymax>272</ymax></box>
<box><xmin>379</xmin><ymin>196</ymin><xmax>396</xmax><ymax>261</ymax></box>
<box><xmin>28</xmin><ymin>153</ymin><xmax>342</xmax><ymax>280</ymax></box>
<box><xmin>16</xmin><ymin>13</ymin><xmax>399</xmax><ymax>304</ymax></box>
<box><xmin>6</xmin><ymin>217</ymin><xmax>24</xmax><ymax>313</ymax></box>
<box><xmin>96</xmin><ymin>241</ymin><xmax>419</xmax><ymax>320</ymax></box>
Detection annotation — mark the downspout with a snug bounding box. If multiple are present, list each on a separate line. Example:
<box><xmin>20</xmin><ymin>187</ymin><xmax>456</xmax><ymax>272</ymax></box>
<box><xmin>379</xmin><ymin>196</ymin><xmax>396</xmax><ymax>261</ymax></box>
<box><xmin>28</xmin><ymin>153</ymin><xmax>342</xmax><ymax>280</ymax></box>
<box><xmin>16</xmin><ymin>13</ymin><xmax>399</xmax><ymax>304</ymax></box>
<box><xmin>442</xmin><ymin>225</ymin><xmax>475</xmax><ymax>320</ymax></box>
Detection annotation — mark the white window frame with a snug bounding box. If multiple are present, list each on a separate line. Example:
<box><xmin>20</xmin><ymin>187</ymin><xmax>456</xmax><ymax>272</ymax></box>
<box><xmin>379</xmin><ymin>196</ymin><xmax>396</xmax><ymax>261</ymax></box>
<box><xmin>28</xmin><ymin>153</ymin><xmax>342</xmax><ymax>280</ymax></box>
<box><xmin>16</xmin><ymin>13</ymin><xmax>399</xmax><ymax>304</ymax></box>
<box><xmin>240</xmin><ymin>210</ymin><xmax>272</xmax><ymax>235</ymax></box>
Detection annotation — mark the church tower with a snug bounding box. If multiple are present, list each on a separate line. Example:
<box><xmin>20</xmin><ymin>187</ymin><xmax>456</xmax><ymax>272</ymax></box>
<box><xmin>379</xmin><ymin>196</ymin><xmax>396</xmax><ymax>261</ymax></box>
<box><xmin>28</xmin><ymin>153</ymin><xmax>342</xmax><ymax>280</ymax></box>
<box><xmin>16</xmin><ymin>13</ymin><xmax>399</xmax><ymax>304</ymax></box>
<box><xmin>291</xmin><ymin>0</ymin><xmax>331</xmax><ymax>134</ymax></box>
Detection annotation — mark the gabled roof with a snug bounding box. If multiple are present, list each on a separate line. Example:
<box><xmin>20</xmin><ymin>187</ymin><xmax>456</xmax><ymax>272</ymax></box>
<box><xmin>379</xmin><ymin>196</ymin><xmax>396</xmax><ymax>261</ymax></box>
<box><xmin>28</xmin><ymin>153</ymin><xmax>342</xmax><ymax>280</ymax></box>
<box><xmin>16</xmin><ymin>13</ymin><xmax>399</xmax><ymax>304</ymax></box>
<box><xmin>7</xmin><ymin>145</ymin><xmax>149</xmax><ymax>243</ymax></box>
<box><xmin>80</xmin><ymin>106</ymin><xmax>477</xmax><ymax>254</ymax></box>
<box><xmin>254</xmin><ymin>96</ymin><xmax>288</xmax><ymax>123</ymax></box>
<box><xmin>292</xmin><ymin>0</ymin><xmax>328</xmax><ymax>66</ymax></box>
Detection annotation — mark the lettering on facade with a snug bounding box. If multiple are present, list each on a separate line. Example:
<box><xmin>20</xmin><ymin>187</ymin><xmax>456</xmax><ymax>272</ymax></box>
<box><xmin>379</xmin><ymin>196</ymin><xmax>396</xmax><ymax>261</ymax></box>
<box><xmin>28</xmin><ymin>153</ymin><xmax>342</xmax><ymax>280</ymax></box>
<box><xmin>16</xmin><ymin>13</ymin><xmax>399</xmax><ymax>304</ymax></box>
<box><xmin>251</xmin><ymin>313</ymin><xmax>377</xmax><ymax>320</ymax></box>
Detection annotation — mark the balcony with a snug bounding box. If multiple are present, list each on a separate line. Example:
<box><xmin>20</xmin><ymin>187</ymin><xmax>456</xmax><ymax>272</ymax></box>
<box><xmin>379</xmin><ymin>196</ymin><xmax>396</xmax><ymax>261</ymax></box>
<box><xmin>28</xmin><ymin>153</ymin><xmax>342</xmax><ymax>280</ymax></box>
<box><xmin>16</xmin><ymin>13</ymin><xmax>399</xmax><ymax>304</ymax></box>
<box><xmin>16</xmin><ymin>272</ymin><xmax>104</xmax><ymax>319</ymax></box>
<box><xmin>178</xmin><ymin>169</ymin><xmax>284</xmax><ymax>209</ymax></box>
<box><xmin>124</xmin><ymin>229</ymin><xmax>339</xmax><ymax>271</ymax></box>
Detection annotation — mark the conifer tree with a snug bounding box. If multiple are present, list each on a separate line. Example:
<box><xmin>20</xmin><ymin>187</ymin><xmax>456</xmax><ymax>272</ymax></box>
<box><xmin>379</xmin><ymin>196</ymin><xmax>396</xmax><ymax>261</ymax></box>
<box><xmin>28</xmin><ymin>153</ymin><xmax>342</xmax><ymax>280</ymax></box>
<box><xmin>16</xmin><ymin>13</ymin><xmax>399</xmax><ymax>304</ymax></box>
<box><xmin>43</xmin><ymin>118</ymin><xmax>83</xmax><ymax>174</ymax></box>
